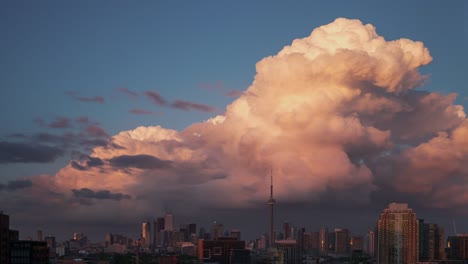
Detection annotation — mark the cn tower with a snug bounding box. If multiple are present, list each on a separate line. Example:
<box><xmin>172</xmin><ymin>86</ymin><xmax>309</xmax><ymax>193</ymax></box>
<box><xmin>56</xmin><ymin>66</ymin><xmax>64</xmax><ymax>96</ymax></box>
<box><xmin>267</xmin><ymin>169</ymin><xmax>275</xmax><ymax>246</ymax></box>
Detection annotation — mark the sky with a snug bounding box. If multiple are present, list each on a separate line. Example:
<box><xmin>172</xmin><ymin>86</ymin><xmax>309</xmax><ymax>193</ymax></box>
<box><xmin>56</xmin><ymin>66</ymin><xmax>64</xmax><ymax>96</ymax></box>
<box><xmin>1</xmin><ymin>1</ymin><xmax>467</xmax><ymax>241</ymax></box>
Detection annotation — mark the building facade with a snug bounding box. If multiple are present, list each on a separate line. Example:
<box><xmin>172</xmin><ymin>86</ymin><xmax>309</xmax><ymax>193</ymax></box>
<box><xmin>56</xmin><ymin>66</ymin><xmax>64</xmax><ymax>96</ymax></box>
<box><xmin>377</xmin><ymin>203</ymin><xmax>419</xmax><ymax>264</ymax></box>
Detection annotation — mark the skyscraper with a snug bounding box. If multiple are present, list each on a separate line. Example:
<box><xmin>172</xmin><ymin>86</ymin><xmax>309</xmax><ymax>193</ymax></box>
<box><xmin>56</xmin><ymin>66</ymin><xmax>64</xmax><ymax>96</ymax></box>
<box><xmin>267</xmin><ymin>170</ymin><xmax>275</xmax><ymax>246</ymax></box>
<box><xmin>210</xmin><ymin>222</ymin><xmax>224</xmax><ymax>240</ymax></box>
<box><xmin>377</xmin><ymin>203</ymin><xmax>419</xmax><ymax>264</ymax></box>
<box><xmin>0</xmin><ymin>212</ymin><xmax>10</xmax><ymax>264</ymax></box>
<box><xmin>334</xmin><ymin>228</ymin><xmax>350</xmax><ymax>255</ymax></box>
<box><xmin>142</xmin><ymin>222</ymin><xmax>151</xmax><ymax>248</ymax></box>
<box><xmin>164</xmin><ymin>212</ymin><xmax>174</xmax><ymax>231</ymax></box>
<box><xmin>283</xmin><ymin>222</ymin><xmax>290</xmax><ymax>240</ymax></box>
<box><xmin>154</xmin><ymin>217</ymin><xmax>165</xmax><ymax>247</ymax></box>
<box><xmin>319</xmin><ymin>227</ymin><xmax>328</xmax><ymax>256</ymax></box>
<box><xmin>365</xmin><ymin>229</ymin><xmax>376</xmax><ymax>257</ymax></box>
<box><xmin>419</xmin><ymin>219</ymin><xmax>445</xmax><ymax>261</ymax></box>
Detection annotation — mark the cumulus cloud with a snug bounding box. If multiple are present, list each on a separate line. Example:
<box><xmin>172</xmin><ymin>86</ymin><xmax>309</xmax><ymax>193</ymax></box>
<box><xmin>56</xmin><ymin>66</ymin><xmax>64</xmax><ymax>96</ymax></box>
<box><xmin>5</xmin><ymin>18</ymin><xmax>468</xmax><ymax>224</ymax></box>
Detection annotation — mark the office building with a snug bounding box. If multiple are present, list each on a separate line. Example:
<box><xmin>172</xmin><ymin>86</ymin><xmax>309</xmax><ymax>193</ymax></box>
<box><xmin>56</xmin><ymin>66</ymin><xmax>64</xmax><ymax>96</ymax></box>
<box><xmin>188</xmin><ymin>223</ymin><xmax>197</xmax><ymax>236</ymax></box>
<box><xmin>10</xmin><ymin>240</ymin><xmax>49</xmax><ymax>264</ymax></box>
<box><xmin>154</xmin><ymin>217</ymin><xmax>165</xmax><ymax>247</ymax></box>
<box><xmin>377</xmin><ymin>203</ymin><xmax>418</xmax><ymax>264</ymax></box>
<box><xmin>210</xmin><ymin>222</ymin><xmax>224</xmax><ymax>240</ymax></box>
<box><xmin>142</xmin><ymin>222</ymin><xmax>151</xmax><ymax>248</ymax></box>
<box><xmin>1</xmin><ymin>212</ymin><xmax>10</xmax><ymax>264</ymax></box>
<box><xmin>198</xmin><ymin>237</ymin><xmax>245</xmax><ymax>264</ymax></box>
<box><xmin>303</xmin><ymin>231</ymin><xmax>319</xmax><ymax>256</ymax></box>
<box><xmin>319</xmin><ymin>227</ymin><xmax>328</xmax><ymax>256</ymax></box>
<box><xmin>351</xmin><ymin>236</ymin><xmax>364</xmax><ymax>252</ymax></box>
<box><xmin>447</xmin><ymin>234</ymin><xmax>468</xmax><ymax>260</ymax></box>
<box><xmin>418</xmin><ymin>219</ymin><xmax>445</xmax><ymax>261</ymax></box>
<box><xmin>335</xmin><ymin>228</ymin><xmax>350</xmax><ymax>255</ymax></box>
<box><xmin>275</xmin><ymin>240</ymin><xmax>300</xmax><ymax>264</ymax></box>
<box><xmin>164</xmin><ymin>212</ymin><xmax>174</xmax><ymax>231</ymax></box>
<box><xmin>365</xmin><ymin>229</ymin><xmax>376</xmax><ymax>257</ymax></box>
<box><xmin>230</xmin><ymin>229</ymin><xmax>241</xmax><ymax>240</ymax></box>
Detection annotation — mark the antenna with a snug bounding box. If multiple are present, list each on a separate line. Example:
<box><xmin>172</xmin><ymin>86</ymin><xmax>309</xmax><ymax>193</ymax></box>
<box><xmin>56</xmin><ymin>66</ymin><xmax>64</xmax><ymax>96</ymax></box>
<box><xmin>270</xmin><ymin>167</ymin><xmax>273</xmax><ymax>199</ymax></box>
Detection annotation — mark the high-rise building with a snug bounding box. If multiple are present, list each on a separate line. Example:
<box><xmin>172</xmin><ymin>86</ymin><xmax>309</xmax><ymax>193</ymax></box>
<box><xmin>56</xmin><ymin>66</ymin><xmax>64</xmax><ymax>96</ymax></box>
<box><xmin>283</xmin><ymin>222</ymin><xmax>290</xmax><ymax>240</ymax></box>
<box><xmin>0</xmin><ymin>212</ymin><xmax>10</xmax><ymax>264</ymax></box>
<box><xmin>44</xmin><ymin>236</ymin><xmax>56</xmax><ymax>256</ymax></box>
<box><xmin>418</xmin><ymin>219</ymin><xmax>445</xmax><ymax>261</ymax></box>
<box><xmin>303</xmin><ymin>232</ymin><xmax>319</xmax><ymax>256</ymax></box>
<box><xmin>377</xmin><ymin>203</ymin><xmax>419</xmax><ymax>264</ymax></box>
<box><xmin>154</xmin><ymin>217</ymin><xmax>165</xmax><ymax>247</ymax></box>
<box><xmin>365</xmin><ymin>229</ymin><xmax>376</xmax><ymax>257</ymax></box>
<box><xmin>334</xmin><ymin>229</ymin><xmax>350</xmax><ymax>255</ymax></box>
<box><xmin>37</xmin><ymin>230</ymin><xmax>42</xmax><ymax>242</ymax></box>
<box><xmin>319</xmin><ymin>227</ymin><xmax>328</xmax><ymax>256</ymax></box>
<box><xmin>351</xmin><ymin>236</ymin><xmax>364</xmax><ymax>252</ymax></box>
<box><xmin>142</xmin><ymin>222</ymin><xmax>151</xmax><ymax>248</ymax></box>
<box><xmin>164</xmin><ymin>212</ymin><xmax>174</xmax><ymax>231</ymax></box>
<box><xmin>446</xmin><ymin>234</ymin><xmax>468</xmax><ymax>260</ymax></box>
<box><xmin>188</xmin><ymin>223</ymin><xmax>197</xmax><ymax>236</ymax></box>
<box><xmin>267</xmin><ymin>171</ymin><xmax>275</xmax><ymax>246</ymax></box>
<box><xmin>210</xmin><ymin>222</ymin><xmax>224</xmax><ymax>240</ymax></box>
<box><xmin>230</xmin><ymin>229</ymin><xmax>241</xmax><ymax>240</ymax></box>
<box><xmin>10</xmin><ymin>240</ymin><xmax>49</xmax><ymax>264</ymax></box>
<box><xmin>275</xmin><ymin>240</ymin><xmax>300</xmax><ymax>264</ymax></box>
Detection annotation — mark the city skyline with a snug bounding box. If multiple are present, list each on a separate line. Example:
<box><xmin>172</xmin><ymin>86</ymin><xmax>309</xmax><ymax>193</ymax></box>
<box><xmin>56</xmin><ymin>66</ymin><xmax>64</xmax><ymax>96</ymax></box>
<box><xmin>1</xmin><ymin>1</ymin><xmax>468</xmax><ymax>242</ymax></box>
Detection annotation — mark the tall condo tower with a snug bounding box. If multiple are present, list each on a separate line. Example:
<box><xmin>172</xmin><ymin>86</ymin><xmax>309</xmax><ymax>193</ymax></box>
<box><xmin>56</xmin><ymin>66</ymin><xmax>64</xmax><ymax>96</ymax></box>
<box><xmin>267</xmin><ymin>169</ymin><xmax>275</xmax><ymax>246</ymax></box>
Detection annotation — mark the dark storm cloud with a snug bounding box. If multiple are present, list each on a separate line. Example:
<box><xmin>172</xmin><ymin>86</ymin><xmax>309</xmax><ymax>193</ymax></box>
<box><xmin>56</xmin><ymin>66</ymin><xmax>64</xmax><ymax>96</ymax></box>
<box><xmin>0</xmin><ymin>179</ymin><xmax>33</xmax><ymax>191</ymax></box>
<box><xmin>71</xmin><ymin>156</ymin><xmax>104</xmax><ymax>171</ymax></box>
<box><xmin>0</xmin><ymin>141</ymin><xmax>63</xmax><ymax>163</ymax></box>
<box><xmin>144</xmin><ymin>91</ymin><xmax>167</xmax><ymax>106</ymax></box>
<box><xmin>72</xmin><ymin>188</ymin><xmax>131</xmax><ymax>200</ymax></box>
<box><xmin>171</xmin><ymin>100</ymin><xmax>216</xmax><ymax>112</ymax></box>
<box><xmin>109</xmin><ymin>154</ymin><xmax>172</xmax><ymax>170</ymax></box>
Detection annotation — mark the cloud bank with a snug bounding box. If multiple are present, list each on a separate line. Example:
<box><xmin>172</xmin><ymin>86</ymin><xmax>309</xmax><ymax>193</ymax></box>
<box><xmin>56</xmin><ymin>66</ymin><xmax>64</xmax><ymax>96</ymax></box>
<box><xmin>3</xmin><ymin>18</ymin><xmax>468</xmax><ymax>225</ymax></box>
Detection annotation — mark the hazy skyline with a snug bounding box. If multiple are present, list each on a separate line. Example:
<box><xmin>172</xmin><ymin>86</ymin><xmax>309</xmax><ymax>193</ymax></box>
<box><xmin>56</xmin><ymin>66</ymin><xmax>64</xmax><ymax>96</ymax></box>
<box><xmin>1</xmin><ymin>1</ymin><xmax>467</xmax><ymax>241</ymax></box>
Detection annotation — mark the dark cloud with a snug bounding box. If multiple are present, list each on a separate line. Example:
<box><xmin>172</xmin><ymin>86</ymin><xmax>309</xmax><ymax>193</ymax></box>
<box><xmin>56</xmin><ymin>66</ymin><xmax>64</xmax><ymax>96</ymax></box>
<box><xmin>76</xmin><ymin>96</ymin><xmax>105</xmax><ymax>103</ymax></box>
<box><xmin>117</xmin><ymin>87</ymin><xmax>138</xmax><ymax>97</ymax></box>
<box><xmin>0</xmin><ymin>179</ymin><xmax>33</xmax><ymax>191</ymax></box>
<box><xmin>0</xmin><ymin>141</ymin><xmax>63</xmax><ymax>163</ymax></box>
<box><xmin>71</xmin><ymin>156</ymin><xmax>104</xmax><ymax>171</ymax></box>
<box><xmin>70</xmin><ymin>161</ymin><xmax>86</xmax><ymax>171</ymax></box>
<box><xmin>76</xmin><ymin>116</ymin><xmax>90</xmax><ymax>124</ymax></box>
<box><xmin>72</xmin><ymin>188</ymin><xmax>131</xmax><ymax>201</ymax></box>
<box><xmin>197</xmin><ymin>81</ymin><xmax>224</xmax><ymax>91</ymax></box>
<box><xmin>171</xmin><ymin>100</ymin><xmax>216</xmax><ymax>112</ymax></box>
<box><xmin>129</xmin><ymin>109</ymin><xmax>153</xmax><ymax>115</ymax></box>
<box><xmin>109</xmin><ymin>154</ymin><xmax>171</xmax><ymax>170</ymax></box>
<box><xmin>85</xmin><ymin>125</ymin><xmax>109</xmax><ymax>138</ymax></box>
<box><xmin>225</xmin><ymin>90</ymin><xmax>243</xmax><ymax>98</ymax></box>
<box><xmin>48</xmin><ymin>117</ymin><xmax>72</xmax><ymax>129</ymax></box>
<box><xmin>144</xmin><ymin>91</ymin><xmax>167</xmax><ymax>106</ymax></box>
<box><xmin>66</xmin><ymin>91</ymin><xmax>105</xmax><ymax>103</ymax></box>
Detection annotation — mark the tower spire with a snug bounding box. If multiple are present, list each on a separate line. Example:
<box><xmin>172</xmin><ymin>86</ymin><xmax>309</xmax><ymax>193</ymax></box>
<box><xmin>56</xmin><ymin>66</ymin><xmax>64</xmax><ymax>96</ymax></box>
<box><xmin>268</xmin><ymin>167</ymin><xmax>276</xmax><ymax>246</ymax></box>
